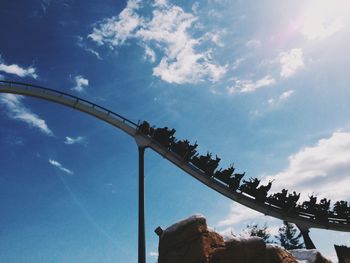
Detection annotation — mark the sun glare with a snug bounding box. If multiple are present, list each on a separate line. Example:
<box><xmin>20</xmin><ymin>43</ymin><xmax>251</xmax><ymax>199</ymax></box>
<box><xmin>299</xmin><ymin>0</ymin><xmax>350</xmax><ymax>40</ymax></box>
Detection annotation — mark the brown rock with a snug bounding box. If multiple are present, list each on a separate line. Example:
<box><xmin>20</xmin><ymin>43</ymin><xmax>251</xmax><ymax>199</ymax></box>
<box><xmin>265</xmin><ymin>245</ymin><xmax>298</xmax><ymax>263</ymax></box>
<box><xmin>290</xmin><ymin>249</ymin><xmax>332</xmax><ymax>263</ymax></box>
<box><xmin>156</xmin><ymin>215</ymin><xmax>333</xmax><ymax>263</ymax></box>
<box><xmin>209</xmin><ymin>236</ymin><xmax>266</xmax><ymax>263</ymax></box>
<box><xmin>313</xmin><ymin>252</ymin><xmax>333</xmax><ymax>263</ymax></box>
<box><xmin>158</xmin><ymin>215</ymin><xmax>224</xmax><ymax>263</ymax></box>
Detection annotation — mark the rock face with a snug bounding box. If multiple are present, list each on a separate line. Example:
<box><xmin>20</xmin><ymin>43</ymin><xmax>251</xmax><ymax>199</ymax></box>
<box><xmin>156</xmin><ymin>215</ymin><xmax>332</xmax><ymax>263</ymax></box>
<box><xmin>290</xmin><ymin>249</ymin><xmax>332</xmax><ymax>263</ymax></box>
<box><xmin>157</xmin><ymin>215</ymin><xmax>225</xmax><ymax>263</ymax></box>
<box><xmin>210</xmin><ymin>236</ymin><xmax>268</xmax><ymax>263</ymax></box>
<box><xmin>265</xmin><ymin>245</ymin><xmax>298</xmax><ymax>263</ymax></box>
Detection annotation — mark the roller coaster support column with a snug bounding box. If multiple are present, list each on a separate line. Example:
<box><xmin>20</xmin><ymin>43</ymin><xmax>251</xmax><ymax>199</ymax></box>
<box><xmin>297</xmin><ymin>224</ymin><xmax>316</xmax><ymax>249</ymax></box>
<box><xmin>135</xmin><ymin>133</ymin><xmax>149</xmax><ymax>263</ymax></box>
<box><xmin>138</xmin><ymin>146</ymin><xmax>146</xmax><ymax>263</ymax></box>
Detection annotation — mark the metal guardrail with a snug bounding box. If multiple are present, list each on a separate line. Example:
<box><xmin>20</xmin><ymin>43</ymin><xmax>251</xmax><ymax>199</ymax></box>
<box><xmin>0</xmin><ymin>80</ymin><xmax>138</xmax><ymax>128</ymax></box>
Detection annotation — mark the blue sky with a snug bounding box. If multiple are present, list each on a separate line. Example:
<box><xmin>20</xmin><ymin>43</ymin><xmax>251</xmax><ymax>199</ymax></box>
<box><xmin>1</xmin><ymin>0</ymin><xmax>350</xmax><ymax>261</ymax></box>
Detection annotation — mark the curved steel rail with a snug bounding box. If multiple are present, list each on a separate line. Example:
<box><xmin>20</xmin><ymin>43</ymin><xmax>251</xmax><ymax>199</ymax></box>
<box><xmin>0</xmin><ymin>80</ymin><xmax>349</xmax><ymax>232</ymax></box>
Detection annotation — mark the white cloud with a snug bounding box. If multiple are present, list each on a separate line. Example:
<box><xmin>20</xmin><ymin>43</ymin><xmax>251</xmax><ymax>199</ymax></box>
<box><xmin>279</xmin><ymin>48</ymin><xmax>304</xmax><ymax>78</ymax></box>
<box><xmin>232</xmin><ymin>58</ymin><xmax>245</xmax><ymax>70</ymax></box>
<box><xmin>216</xmin><ymin>203</ymin><xmax>282</xmax><ymax>239</ymax></box>
<box><xmin>86</xmin><ymin>48</ymin><xmax>102</xmax><ymax>60</ymax></box>
<box><xmin>245</xmin><ymin>39</ymin><xmax>261</xmax><ymax>49</ymax></box>
<box><xmin>88</xmin><ymin>0</ymin><xmax>227</xmax><ymax>84</ymax></box>
<box><xmin>217</xmin><ymin>203</ymin><xmax>264</xmax><ymax>228</ymax></box>
<box><xmin>64</xmin><ymin>136</ymin><xmax>87</xmax><ymax>145</ymax></box>
<box><xmin>191</xmin><ymin>2</ymin><xmax>199</xmax><ymax>13</ymax></box>
<box><xmin>298</xmin><ymin>0</ymin><xmax>346</xmax><ymax>40</ymax></box>
<box><xmin>153</xmin><ymin>0</ymin><xmax>167</xmax><ymax>7</ymax></box>
<box><xmin>143</xmin><ymin>45</ymin><xmax>156</xmax><ymax>63</ymax></box>
<box><xmin>301</xmin><ymin>17</ymin><xmax>343</xmax><ymax>41</ymax></box>
<box><xmin>267</xmin><ymin>225</ymin><xmax>280</xmax><ymax>237</ymax></box>
<box><xmin>0</xmin><ymin>56</ymin><xmax>38</xmax><ymax>79</ymax></box>
<box><xmin>268</xmin><ymin>90</ymin><xmax>295</xmax><ymax>107</ymax></box>
<box><xmin>203</xmin><ymin>32</ymin><xmax>225</xmax><ymax>47</ymax></box>
<box><xmin>137</xmin><ymin>2</ymin><xmax>227</xmax><ymax>84</ymax></box>
<box><xmin>267</xmin><ymin>99</ymin><xmax>274</xmax><ymax>106</ymax></box>
<box><xmin>72</xmin><ymin>75</ymin><xmax>89</xmax><ymax>93</ymax></box>
<box><xmin>149</xmin><ymin>251</ymin><xmax>158</xmax><ymax>257</ymax></box>
<box><xmin>239</xmin><ymin>224</ymin><xmax>280</xmax><ymax>240</ymax></box>
<box><xmin>49</xmin><ymin>159</ymin><xmax>74</xmax><ymax>175</ymax></box>
<box><xmin>0</xmin><ymin>94</ymin><xmax>53</xmax><ymax>136</ymax></box>
<box><xmin>228</xmin><ymin>75</ymin><xmax>276</xmax><ymax>94</ymax></box>
<box><xmin>279</xmin><ymin>90</ymin><xmax>294</xmax><ymax>100</ymax></box>
<box><xmin>251</xmin><ymin>90</ymin><xmax>295</xmax><ymax>118</ymax></box>
<box><xmin>85</xmin><ymin>48</ymin><xmax>102</xmax><ymax>60</ymax></box>
<box><xmin>208</xmin><ymin>9</ymin><xmax>222</xmax><ymax>19</ymax></box>
<box><xmin>88</xmin><ymin>0</ymin><xmax>143</xmax><ymax>47</ymax></box>
<box><xmin>76</xmin><ymin>36</ymin><xmax>102</xmax><ymax>60</ymax></box>
<box><xmin>263</xmin><ymin>131</ymin><xmax>350</xmax><ymax>201</ymax></box>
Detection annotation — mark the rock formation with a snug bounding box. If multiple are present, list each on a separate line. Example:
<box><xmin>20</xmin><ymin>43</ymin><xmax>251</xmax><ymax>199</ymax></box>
<box><xmin>290</xmin><ymin>249</ymin><xmax>332</xmax><ymax>263</ymax></box>
<box><xmin>155</xmin><ymin>215</ymin><xmax>332</xmax><ymax>263</ymax></box>
<box><xmin>156</xmin><ymin>215</ymin><xmax>224</xmax><ymax>263</ymax></box>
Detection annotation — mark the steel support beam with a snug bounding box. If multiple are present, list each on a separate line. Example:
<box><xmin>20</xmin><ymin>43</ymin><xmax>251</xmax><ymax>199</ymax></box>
<box><xmin>138</xmin><ymin>146</ymin><xmax>146</xmax><ymax>263</ymax></box>
<box><xmin>297</xmin><ymin>225</ymin><xmax>316</xmax><ymax>249</ymax></box>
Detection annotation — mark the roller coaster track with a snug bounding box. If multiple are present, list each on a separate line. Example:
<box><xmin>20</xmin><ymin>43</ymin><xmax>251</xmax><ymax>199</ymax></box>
<box><xmin>0</xmin><ymin>80</ymin><xmax>349</xmax><ymax>233</ymax></box>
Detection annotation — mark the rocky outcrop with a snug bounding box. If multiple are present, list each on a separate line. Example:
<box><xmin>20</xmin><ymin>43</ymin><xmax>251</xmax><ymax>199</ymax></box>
<box><xmin>210</xmin><ymin>236</ymin><xmax>268</xmax><ymax>263</ymax></box>
<box><xmin>156</xmin><ymin>215</ymin><xmax>225</xmax><ymax>263</ymax></box>
<box><xmin>290</xmin><ymin>249</ymin><xmax>332</xmax><ymax>263</ymax></box>
<box><xmin>155</xmin><ymin>215</ymin><xmax>332</xmax><ymax>263</ymax></box>
<box><xmin>265</xmin><ymin>245</ymin><xmax>298</xmax><ymax>263</ymax></box>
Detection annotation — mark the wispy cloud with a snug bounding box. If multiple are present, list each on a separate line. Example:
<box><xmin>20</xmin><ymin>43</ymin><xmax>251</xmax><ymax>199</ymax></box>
<box><xmin>3</xmin><ymin>135</ymin><xmax>24</xmax><ymax>146</ymax></box>
<box><xmin>228</xmin><ymin>75</ymin><xmax>276</xmax><ymax>94</ymax></box>
<box><xmin>88</xmin><ymin>0</ymin><xmax>143</xmax><ymax>46</ymax></box>
<box><xmin>0</xmin><ymin>94</ymin><xmax>53</xmax><ymax>136</ymax></box>
<box><xmin>217</xmin><ymin>203</ymin><xmax>264</xmax><ymax>228</ymax></box>
<box><xmin>0</xmin><ymin>55</ymin><xmax>38</xmax><ymax>79</ymax></box>
<box><xmin>208</xmin><ymin>9</ymin><xmax>222</xmax><ymax>19</ymax></box>
<box><xmin>251</xmin><ymin>90</ymin><xmax>295</xmax><ymax>117</ymax></box>
<box><xmin>263</xmin><ymin>131</ymin><xmax>350</xmax><ymax>201</ymax></box>
<box><xmin>245</xmin><ymin>39</ymin><xmax>261</xmax><ymax>49</ymax></box>
<box><xmin>72</xmin><ymin>75</ymin><xmax>89</xmax><ymax>93</ymax></box>
<box><xmin>143</xmin><ymin>45</ymin><xmax>156</xmax><ymax>63</ymax></box>
<box><xmin>64</xmin><ymin>136</ymin><xmax>87</xmax><ymax>145</ymax></box>
<box><xmin>76</xmin><ymin>36</ymin><xmax>102</xmax><ymax>60</ymax></box>
<box><xmin>40</xmin><ymin>0</ymin><xmax>51</xmax><ymax>14</ymax></box>
<box><xmin>49</xmin><ymin>159</ymin><xmax>74</xmax><ymax>175</ymax></box>
<box><xmin>279</xmin><ymin>48</ymin><xmax>304</xmax><ymax>78</ymax></box>
<box><xmin>149</xmin><ymin>252</ymin><xmax>158</xmax><ymax>257</ymax></box>
<box><xmin>232</xmin><ymin>58</ymin><xmax>245</xmax><ymax>70</ymax></box>
<box><xmin>267</xmin><ymin>90</ymin><xmax>295</xmax><ymax>107</ymax></box>
<box><xmin>88</xmin><ymin>0</ymin><xmax>227</xmax><ymax>84</ymax></box>
<box><xmin>215</xmin><ymin>203</ymin><xmax>281</xmax><ymax>238</ymax></box>
<box><xmin>203</xmin><ymin>31</ymin><xmax>225</xmax><ymax>47</ymax></box>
